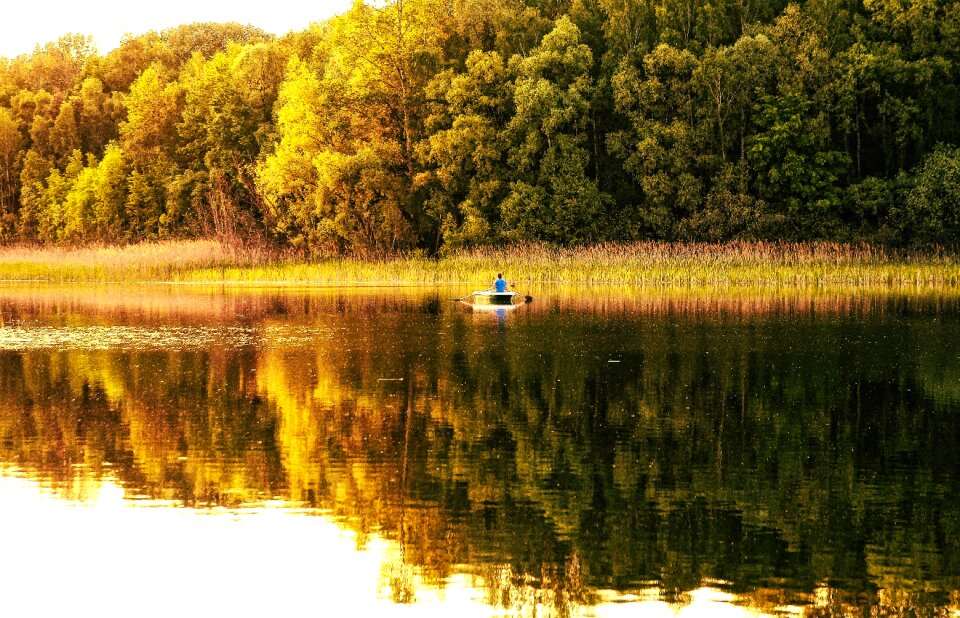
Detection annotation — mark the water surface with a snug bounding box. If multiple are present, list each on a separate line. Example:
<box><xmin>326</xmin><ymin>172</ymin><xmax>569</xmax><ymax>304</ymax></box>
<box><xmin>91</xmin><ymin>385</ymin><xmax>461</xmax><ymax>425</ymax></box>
<box><xmin>2</xmin><ymin>285</ymin><xmax>959</xmax><ymax>616</ymax></box>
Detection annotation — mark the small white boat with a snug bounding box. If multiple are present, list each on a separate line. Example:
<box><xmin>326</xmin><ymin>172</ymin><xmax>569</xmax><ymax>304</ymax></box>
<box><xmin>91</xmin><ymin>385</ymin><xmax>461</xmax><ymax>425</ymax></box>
<box><xmin>468</xmin><ymin>291</ymin><xmax>524</xmax><ymax>305</ymax></box>
<box><xmin>449</xmin><ymin>290</ymin><xmax>533</xmax><ymax>306</ymax></box>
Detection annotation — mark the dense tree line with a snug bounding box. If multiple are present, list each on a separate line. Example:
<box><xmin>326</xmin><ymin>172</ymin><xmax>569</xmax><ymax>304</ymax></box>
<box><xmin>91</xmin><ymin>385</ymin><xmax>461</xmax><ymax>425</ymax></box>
<box><xmin>2</xmin><ymin>0</ymin><xmax>960</xmax><ymax>253</ymax></box>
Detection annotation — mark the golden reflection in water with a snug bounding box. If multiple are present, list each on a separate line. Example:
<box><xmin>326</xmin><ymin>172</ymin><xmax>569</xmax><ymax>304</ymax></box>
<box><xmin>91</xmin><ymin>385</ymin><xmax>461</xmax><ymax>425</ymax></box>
<box><xmin>4</xmin><ymin>285</ymin><xmax>960</xmax><ymax>616</ymax></box>
<box><xmin>1</xmin><ymin>467</ymin><xmax>790</xmax><ymax>618</ymax></box>
<box><xmin>0</xmin><ymin>282</ymin><xmax>957</xmax><ymax>327</ymax></box>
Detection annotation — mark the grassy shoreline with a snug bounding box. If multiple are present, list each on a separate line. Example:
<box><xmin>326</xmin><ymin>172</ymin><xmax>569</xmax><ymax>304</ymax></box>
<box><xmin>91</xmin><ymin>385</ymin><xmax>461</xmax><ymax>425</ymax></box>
<box><xmin>1</xmin><ymin>240</ymin><xmax>959</xmax><ymax>293</ymax></box>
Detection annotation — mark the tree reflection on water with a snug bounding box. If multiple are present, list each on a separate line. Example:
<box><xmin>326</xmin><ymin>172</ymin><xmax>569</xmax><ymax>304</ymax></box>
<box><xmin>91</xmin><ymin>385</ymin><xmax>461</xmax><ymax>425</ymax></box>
<box><xmin>1</xmin><ymin>285</ymin><xmax>959</xmax><ymax>615</ymax></box>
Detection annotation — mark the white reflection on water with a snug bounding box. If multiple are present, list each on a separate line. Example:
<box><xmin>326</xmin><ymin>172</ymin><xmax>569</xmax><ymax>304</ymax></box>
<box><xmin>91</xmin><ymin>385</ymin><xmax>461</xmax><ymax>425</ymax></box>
<box><xmin>0</xmin><ymin>324</ymin><xmax>344</xmax><ymax>350</ymax></box>
<box><xmin>0</xmin><ymin>470</ymin><xmax>773</xmax><ymax>618</ymax></box>
<box><xmin>0</xmin><ymin>471</ymin><xmax>498</xmax><ymax>618</ymax></box>
<box><xmin>0</xmin><ymin>326</ymin><xmax>256</xmax><ymax>350</ymax></box>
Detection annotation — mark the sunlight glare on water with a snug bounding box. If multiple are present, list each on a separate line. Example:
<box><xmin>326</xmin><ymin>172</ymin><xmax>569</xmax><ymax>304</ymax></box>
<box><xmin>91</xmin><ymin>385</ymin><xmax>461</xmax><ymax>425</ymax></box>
<box><xmin>0</xmin><ymin>470</ymin><xmax>771</xmax><ymax>618</ymax></box>
<box><xmin>0</xmin><ymin>472</ymin><xmax>514</xmax><ymax>618</ymax></box>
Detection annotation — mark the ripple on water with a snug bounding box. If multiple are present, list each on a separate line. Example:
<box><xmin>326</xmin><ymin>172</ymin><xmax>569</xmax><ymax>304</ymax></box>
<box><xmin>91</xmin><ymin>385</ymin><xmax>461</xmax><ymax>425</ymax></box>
<box><xmin>0</xmin><ymin>325</ymin><xmax>257</xmax><ymax>350</ymax></box>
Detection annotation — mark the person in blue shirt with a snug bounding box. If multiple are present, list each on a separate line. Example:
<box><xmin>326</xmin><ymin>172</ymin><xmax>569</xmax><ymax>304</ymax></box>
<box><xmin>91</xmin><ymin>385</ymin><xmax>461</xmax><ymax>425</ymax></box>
<box><xmin>492</xmin><ymin>273</ymin><xmax>508</xmax><ymax>293</ymax></box>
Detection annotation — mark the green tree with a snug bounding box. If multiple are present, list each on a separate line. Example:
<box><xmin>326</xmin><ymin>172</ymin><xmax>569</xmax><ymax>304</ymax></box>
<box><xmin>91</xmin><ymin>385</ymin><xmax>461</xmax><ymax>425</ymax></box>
<box><xmin>420</xmin><ymin>50</ymin><xmax>513</xmax><ymax>249</ymax></box>
<box><xmin>259</xmin><ymin>0</ymin><xmax>451</xmax><ymax>253</ymax></box>
<box><xmin>597</xmin><ymin>0</ymin><xmax>659</xmax><ymax>57</ymax></box>
<box><xmin>8</xmin><ymin>89</ymin><xmax>49</xmax><ymax>140</ymax></box>
<box><xmin>26</xmin><ymin>92</ymin><xmax>56</xmax><ymax>160</ymax></box>
<box><xmin>256</xmin><ymin>57</ymin><xmax>326</xmax><ymax>249</ymax></box>
<box><xmin>161</xmin><ymin>22</ymin><xmax>271</xmax><ymax>67</ymax></box>
<box><xmin>61</xmin><ymin>155</ymin><xmax>98</xmax><ymax>241</ymax></box>
<box><xmin>896</xmin><ymin>144</ymin><xmax>960</xmax><ymax>245</ymax></box>
<box><xmin>312</xmin><ymin>145</ymin><xmax>411</xmax><ymax>254</ymax></box>
<box><xmin>126</xmin><ymin>163</ymin><xmax>170</xmax><ymax>239</ymax></box>
<box><xmin>6</xmin><ymin>34</ymin><xmax>94</xmax><ymax>94</ymax></box>
<box><xmin>678</xmin><ymin>160</ymin><xmax>770</xmax><ymax>240</ymax></box>
<box><xmin>502</xmin><ymin>16</ymin><xmax>608</xmax><ymax>243</ymax></box>
<box><xmin>746</xmin><ymin>93</ymin><xmax>850</xmax><ymax>237</ymax></box>
<box><xmin>76</xmin><ymin>77</ymin><xmax>121</xmax><ymax>156</ymax></box>
<box><xmin>50</xmin><ymin>99</ymin><xmax>81</xmax><ymax>164</ymax></box>
<box><xmin>843</xmin><ymin>174</ymin><xmax>904</xmax><ymax>243</ymax></box>
<box><xmin>86</xmin><ymin>31</ymin><xmax>173</xmax><ymax>93</ymax></box>
<box><xmin>177</xmin><ymin>42</ymin><xmax>286</xmax><ymax>240</ymax></box>
<box><xmin>119</xmin><ymin>66</ymin><xmax>181</xmax><ymax>168</ymax></box>
<box><xmin>33</xmin><ymin>150</ymin><xmax>85</xmax><ymax>241</ymax></box>
<box><xmin>608</xmin><ymin>43</ymin><xmax>703</xmax><ymax>237</ymax></box>
<box><xmin>0</xmin><ymin>107</ymin><xmax>22</xmax><ymax>239</ymax></box>
<box><xmin>119</xmin><ymin>65</ymin><xmax>182</xmax><ymax>239</ymax></box>
<box><xmin>16</xmin><ymin>150</ymin><xmax>52</xmax><ymax>239</ymax></box>
<box><xmin>739</xmin><ymin>6</ymin><xmax>852</xmax><ymax>236</ymax></box>
<box><xmin>92</xmin><ymin>144</ymin><xmax>130</xmax><ymax>239</ymax></box>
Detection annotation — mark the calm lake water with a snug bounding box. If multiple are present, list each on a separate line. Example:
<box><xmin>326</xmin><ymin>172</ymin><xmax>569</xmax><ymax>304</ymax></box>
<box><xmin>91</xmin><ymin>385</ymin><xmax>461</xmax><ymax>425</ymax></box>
<box><xmin>1</xmin><ymin>285</ymin><xmax>959</xmax><ymax>617</ymax></box>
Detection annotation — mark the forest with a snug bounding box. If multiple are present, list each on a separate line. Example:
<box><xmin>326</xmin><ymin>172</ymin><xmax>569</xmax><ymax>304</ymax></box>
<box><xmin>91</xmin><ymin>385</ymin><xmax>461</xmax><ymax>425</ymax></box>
<box><xmin>1</xmin><ymin>0</ymin><xmax>959</xmax><ymax>254</ymax></box>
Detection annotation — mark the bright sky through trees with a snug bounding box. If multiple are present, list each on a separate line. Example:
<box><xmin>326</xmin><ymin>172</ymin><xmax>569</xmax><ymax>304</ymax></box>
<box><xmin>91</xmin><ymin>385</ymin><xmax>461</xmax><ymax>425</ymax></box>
<box><xmin>0</xmin><ymin>0</ymin><xmax>354</xmax><ymax>58</ymax></box>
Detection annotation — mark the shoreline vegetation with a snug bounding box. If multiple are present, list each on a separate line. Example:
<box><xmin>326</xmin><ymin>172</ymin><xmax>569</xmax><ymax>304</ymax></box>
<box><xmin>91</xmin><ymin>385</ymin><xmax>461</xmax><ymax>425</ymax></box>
<box><xmin>1</xmin><ymin>240</ymin><xmax>959</xmax><ymax>293</ymax></box>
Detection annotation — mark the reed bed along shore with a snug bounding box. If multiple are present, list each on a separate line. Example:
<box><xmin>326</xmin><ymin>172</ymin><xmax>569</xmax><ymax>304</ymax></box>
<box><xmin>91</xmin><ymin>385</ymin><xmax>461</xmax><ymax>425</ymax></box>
<box><xmin>0</xmin><ymin>240</ymin><xmax>250</xmax><ymax>283</ymax></box>
<box><xmin>1</xmin><ymin>240</ymin><xmax>959</xmax><ymax>292</ymax></box>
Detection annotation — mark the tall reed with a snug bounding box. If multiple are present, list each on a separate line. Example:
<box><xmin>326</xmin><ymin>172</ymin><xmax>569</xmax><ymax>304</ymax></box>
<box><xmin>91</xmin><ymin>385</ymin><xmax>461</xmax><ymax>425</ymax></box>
<box><xmin>0</xmin><ymin>240</ymin><xmax>958</xmax><ymax>292</ymax></box>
